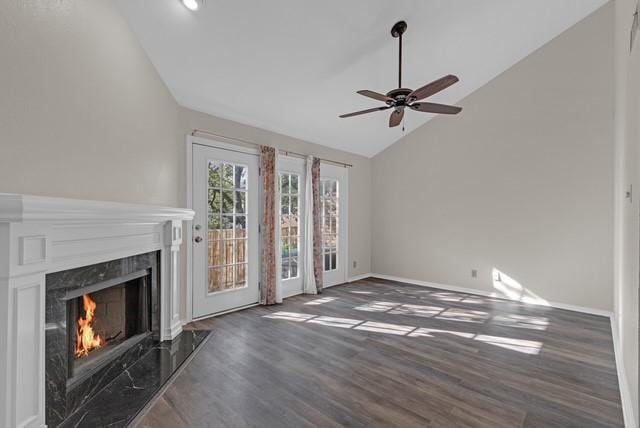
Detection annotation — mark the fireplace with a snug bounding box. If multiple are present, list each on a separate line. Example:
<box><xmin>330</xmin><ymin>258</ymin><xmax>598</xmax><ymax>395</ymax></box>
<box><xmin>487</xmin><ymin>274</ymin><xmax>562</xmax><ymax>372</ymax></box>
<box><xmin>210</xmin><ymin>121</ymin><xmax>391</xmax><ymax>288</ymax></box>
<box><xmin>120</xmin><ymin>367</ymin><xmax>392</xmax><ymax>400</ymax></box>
<box><xmin>45</xmin><ymin>252</ymin><xmax>161</xmax><ymax>427</ymax></box>
<box><xmin>65</xmin><ymin>269</ymin><xmax>152</xmax><ymax>387</ymax></box>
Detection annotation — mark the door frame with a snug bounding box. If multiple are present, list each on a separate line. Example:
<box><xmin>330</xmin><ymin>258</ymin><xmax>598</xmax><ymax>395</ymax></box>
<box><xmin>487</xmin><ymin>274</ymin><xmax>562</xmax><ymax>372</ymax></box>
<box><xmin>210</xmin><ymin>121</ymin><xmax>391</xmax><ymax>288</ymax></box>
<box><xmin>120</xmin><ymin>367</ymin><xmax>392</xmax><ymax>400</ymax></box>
<box><xmin>278</xmin><ymin>155</ymin><xmax>307</xmax><ymax>298</ymax></box>
<box><xmin>185</xmin><ymin>135</ymin><xmax>260</xmax><ymax>322</ymax></box>
<box><xmin>321</xmin><ymin>163</ymin><xmax>349</xmax><ymax>288</ymax></box>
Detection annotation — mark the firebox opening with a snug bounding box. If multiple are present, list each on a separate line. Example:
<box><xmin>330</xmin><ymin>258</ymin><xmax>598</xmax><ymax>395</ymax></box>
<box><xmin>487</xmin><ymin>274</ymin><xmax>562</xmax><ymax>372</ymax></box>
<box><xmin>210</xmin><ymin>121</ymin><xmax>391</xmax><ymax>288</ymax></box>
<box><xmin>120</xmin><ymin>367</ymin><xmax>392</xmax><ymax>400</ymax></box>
<box><xmin>66</xmin><ymin>269</ymin><xmax>152</xmax><ymax>386</ymax></box>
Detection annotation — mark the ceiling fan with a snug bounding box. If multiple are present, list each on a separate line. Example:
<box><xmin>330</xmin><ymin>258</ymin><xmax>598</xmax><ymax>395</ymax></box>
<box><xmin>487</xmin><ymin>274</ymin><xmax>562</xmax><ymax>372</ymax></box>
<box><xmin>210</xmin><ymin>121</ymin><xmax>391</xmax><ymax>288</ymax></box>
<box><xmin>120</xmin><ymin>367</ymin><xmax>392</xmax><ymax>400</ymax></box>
<box><xmin>339</xmin><ymin>21</ymin><xmax>462</xmax><ymax>127</ymax></box>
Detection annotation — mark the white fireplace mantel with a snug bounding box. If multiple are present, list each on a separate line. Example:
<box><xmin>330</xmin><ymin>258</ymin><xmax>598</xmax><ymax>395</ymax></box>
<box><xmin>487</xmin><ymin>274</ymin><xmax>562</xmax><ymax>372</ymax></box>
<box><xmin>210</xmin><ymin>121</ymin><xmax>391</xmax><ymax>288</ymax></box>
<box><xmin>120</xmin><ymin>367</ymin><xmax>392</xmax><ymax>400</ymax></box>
<box><xmin>0</xmin><ymin>193</ymin><xmax>194</xmax><ymax>428</ymax></box>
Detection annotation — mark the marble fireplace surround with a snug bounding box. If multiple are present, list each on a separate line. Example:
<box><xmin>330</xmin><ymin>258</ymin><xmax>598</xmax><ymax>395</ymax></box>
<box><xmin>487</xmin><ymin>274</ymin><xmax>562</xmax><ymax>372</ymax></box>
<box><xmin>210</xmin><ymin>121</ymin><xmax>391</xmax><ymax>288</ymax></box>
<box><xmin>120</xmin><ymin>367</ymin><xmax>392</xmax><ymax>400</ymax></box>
<box><xmin>0</xmin><ymin>194</ymin><xmax>194</xmax><ymax>428</ymax></box>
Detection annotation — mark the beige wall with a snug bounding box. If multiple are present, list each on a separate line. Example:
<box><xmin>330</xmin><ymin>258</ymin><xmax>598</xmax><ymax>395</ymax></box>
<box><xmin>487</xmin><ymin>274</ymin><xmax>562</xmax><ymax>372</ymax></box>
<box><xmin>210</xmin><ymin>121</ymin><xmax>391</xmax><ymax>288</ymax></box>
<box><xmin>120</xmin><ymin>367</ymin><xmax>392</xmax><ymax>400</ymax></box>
<box><xmin>614</xmin><ymin>0</ymin><xmax>640</xmax><ymax>424</ymax></box>
<box><xmin>0</xmin><ymin>0</ymin><xmax>181</xmax><ymax>206</ymax></box>
<box><xmin>0</xmin><ymin>0</ymin><xmax>372</xmax><ymax>278</ymax></box>
<box><xmin>372</xmin><ymin>4</ymin><xmax>615</xmax><ymax>311</ymax></box>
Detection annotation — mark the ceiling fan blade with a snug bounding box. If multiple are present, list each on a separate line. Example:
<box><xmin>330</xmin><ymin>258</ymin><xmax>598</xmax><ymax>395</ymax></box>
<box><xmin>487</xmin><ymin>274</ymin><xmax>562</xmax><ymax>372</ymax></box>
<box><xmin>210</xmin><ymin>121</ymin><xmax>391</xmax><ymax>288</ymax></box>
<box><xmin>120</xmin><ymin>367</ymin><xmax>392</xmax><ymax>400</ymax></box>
<box><xmin>389</xmin><ymin>108</ymin><xmax>404</xmax><ymax>127</ymax></box>
<box><xmin>357</xmin><ymin>90</ymin><xmax>394</xmax><ymax>104</ymax></box>
<box><xmin>408</xmin><ymin>75</ymin><xmax>459</xmax><ymax>102</ymax></box>
<box><xmin>339</xmin><ymin>105</ymin><xmax>391</xmax><ymax>118</ymax></box>
<box><xmin>410</xmin><ymin>102</ymin><xmax>462</xmax><ymax>115</ymax></box>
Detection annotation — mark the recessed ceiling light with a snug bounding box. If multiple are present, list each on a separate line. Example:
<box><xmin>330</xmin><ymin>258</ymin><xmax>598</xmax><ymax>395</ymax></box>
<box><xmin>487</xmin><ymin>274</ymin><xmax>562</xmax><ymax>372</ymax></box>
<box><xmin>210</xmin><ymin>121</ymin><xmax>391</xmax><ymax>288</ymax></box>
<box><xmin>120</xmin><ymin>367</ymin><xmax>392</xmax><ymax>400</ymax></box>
<box><xmin>182</xmin><ymin>0</ymin><xmax>199</xmax><ymax>11</ymax></box>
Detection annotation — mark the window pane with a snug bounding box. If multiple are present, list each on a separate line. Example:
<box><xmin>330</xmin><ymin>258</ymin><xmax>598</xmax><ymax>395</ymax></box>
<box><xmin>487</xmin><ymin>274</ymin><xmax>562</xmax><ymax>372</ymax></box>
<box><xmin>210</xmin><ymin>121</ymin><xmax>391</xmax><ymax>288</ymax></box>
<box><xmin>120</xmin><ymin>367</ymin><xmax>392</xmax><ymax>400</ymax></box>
<box><xmin>290</xmin><ymin>238</ymin><xmax>298</xmax><ymax>257</ymax></box>
<box><xmin>222</xmin><ymin>191</ymin><xmax>234</xmax><ymax>214</ymax></box>
<box><xmin>235</xmin><ymin>239</ymin><xmax>247</xmax><ymax>263</ymax></box>
<box><xmin>323</xmin><ymin>200</ymin><xmax>331</xmax><ymax>219</ymax></box>
<box><xmin>208</xmin><ymin>189</ymin><xmax>221</xmax><ymax>214</ymax></box>
<box><xmin>291</xmin><ymin>175</ymin><xmax>299</xmax><ymax>193</ymax></box>
<box><xmin>234</xmin><ymin>215</ymin><xmax>246</xmax><ymax>238</ymax></box>
<box><xmin>290</xmin><ymin>226</ymin><xmax>298</xmax><ymax>237</ymax></box>
<box><xmin>235</xmin><ymin>165</ymin><xmax>247</xmax><ymax>190</ymax></box>
<box><xmin>208</xmin><ymin>161</ymin><xmax>221</xmax><ymax>188</ymax></box>
<box><xmin>208</xmin><ymin>267</ymin><xmax>222</xmax><ymax>293</ymax></box>
<box><xmin>235</xmin><ymin>263</ymin><xmax>247</xmax><ymax>286</ymax></box>
<box><xmin>291</xmin><ymin>196</ymin><xmax>299</xmax><ymax>215</ymax></box>
<box><xmin>281</xmin><ymin>174</ymin><xmax>290</xmax><ymax>193</ymax></box>
<box><xmin>222</xmin><ymin>163</ymin><xmax>234</xmax><ymax>189</ymax></box>
<box><xmin>222</xmin><ymin>265</ymin><xmax>234</xmax><ymax>289</ymax></box>
<box><xmin>223</xmin><ymin>239</ymin><xmax>234</xmax><ymax>265</ymax></box>
<box><xmin>281</xmin><ymin>257</ymin><xmax>290</xmax><ymax>279</ymax></box>
<box><xmin>222</xmin><ymin>216</ymin><xmax>233</xmax><ymax>239</ymax></box>
<box><xmin>331</xmin><ymin>250</ymin><xmax>337</xmax><ymax>270</ymax></box>
<box><xmin>324</xmin><ymin>252</ymin><xmax>330</xmax><ymax>271</ymax></box>
<box><xmin>281</xmin><ymin>195</ymin><xmax>289</xmax><ymax>215</ymax></box>
<box><xmin>281</xmin><ymin>213</ymin><xmax>289</xmax><ymax>227</ymax></box>
<box><xmin>235</xmin><ymin>191</ymin><xmax>246</xmax><ymax>214</ymax></box>
<box><xmin>291</xmin><ymin>257</ymin><xmax>298</xmax><ymax>278</ymax></box>
<box><xmin>281</xmin><ymin>237</ymin><xmax>290</xmax><ymax>258</ymax></box>
<box><xmin>323</xmin><ymin>180</ymin><xmax>332</xmax><ymax>196</ymax></box>
<box><xmin>290</xmin><ymin>215</ymin><xmax>299</xmax><ymax>229</ymax></box>
<box><xmin>208</xmin><ymin>214</ymin><xmax>221</xmax><ymax>230</ymax></box>
<box><xmin>209</xmin><ymin>240</ymin><xmax>223</xmax><ymax>267</ymax></box>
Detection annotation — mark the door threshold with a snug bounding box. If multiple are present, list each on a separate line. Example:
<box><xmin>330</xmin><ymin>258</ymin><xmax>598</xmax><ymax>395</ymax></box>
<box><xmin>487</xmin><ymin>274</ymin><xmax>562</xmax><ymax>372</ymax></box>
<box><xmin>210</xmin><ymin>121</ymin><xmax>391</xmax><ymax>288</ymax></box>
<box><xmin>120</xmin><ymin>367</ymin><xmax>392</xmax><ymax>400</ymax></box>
<box><xmin>192</xmin><ymin>302</ymin><xmax>260</xmax><ymax>321</ymax></box>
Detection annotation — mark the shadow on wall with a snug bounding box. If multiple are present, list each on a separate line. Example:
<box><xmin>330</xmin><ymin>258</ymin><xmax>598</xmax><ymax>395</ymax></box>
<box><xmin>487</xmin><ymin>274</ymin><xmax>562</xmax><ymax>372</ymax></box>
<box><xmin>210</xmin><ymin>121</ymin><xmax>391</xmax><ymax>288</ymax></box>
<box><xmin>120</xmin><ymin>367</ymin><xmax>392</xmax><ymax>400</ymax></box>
<box><xmin>491</xmin><ymin>268</ymin><xmax>549</xmax><ymax>306</ymax></box>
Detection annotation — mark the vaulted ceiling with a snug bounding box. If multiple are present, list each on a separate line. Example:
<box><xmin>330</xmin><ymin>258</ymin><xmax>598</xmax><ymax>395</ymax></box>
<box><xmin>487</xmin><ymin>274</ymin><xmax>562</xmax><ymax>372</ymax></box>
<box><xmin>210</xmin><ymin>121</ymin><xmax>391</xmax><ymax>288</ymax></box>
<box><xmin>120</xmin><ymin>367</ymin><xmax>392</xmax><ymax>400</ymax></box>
<box><xmin>117</xmin><ymin>0</ymin><xmax>607</xmax><ymax>157</ymax></box>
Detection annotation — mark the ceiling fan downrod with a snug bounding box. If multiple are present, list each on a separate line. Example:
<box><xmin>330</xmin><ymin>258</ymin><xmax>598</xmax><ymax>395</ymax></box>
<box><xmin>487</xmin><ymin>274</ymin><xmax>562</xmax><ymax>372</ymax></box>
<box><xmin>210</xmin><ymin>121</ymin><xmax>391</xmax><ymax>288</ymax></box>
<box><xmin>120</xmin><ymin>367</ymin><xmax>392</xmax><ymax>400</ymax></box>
<box><xmin>391</xmin><ymin>21</ymin><xmax>407</xmax><ymax>89</ymax></box>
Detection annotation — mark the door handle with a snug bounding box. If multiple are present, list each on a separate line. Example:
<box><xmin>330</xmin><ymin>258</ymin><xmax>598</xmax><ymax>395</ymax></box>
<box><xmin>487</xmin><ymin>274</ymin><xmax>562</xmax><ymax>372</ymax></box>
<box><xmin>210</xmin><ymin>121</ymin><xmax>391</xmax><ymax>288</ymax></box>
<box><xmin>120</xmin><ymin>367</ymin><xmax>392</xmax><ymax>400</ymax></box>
<box><xmin>194</xmin><ymin>236</ymin><xmax>203</xmax><ymax>243</ymax></box>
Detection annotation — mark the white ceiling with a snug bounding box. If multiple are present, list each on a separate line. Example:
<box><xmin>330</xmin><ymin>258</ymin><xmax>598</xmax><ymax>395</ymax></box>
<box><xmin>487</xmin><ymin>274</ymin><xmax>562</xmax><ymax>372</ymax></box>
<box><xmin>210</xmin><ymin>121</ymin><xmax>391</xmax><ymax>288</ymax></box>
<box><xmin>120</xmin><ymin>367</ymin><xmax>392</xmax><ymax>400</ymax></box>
<box><xmin>117</xmin><ymin>0</ymin><xmax>606</xmax><ymax>157</ymax></box>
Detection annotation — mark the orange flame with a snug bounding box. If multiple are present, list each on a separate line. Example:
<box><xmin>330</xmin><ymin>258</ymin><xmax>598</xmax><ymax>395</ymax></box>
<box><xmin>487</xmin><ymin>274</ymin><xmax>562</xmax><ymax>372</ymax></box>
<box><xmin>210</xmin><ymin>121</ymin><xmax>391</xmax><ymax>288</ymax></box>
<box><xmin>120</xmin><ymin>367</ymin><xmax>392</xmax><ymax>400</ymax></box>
<box><xmin>75</xmin><ymin>294</ymin><xmax>105</xmax><ymax>358</ymax></box>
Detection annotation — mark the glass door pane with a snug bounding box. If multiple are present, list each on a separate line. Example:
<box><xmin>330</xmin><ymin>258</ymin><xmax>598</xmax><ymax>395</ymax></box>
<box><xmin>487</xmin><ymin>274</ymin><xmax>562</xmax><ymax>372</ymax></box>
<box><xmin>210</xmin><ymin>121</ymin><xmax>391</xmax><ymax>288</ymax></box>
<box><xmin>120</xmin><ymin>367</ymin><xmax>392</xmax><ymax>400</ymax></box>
<box><xmin>320</xmin><ymin>178</ymin><xmax>338</xmax><ymax>272</ymax></box>
<box><xmin>207</xmin><ymin>160</ymin><xmax>249</xmax><ymax>293</ymax></box>
<box><xmin>280</xmin><ymin>173</ymin><xmax>300</xmax><ymax>280</ymax></box>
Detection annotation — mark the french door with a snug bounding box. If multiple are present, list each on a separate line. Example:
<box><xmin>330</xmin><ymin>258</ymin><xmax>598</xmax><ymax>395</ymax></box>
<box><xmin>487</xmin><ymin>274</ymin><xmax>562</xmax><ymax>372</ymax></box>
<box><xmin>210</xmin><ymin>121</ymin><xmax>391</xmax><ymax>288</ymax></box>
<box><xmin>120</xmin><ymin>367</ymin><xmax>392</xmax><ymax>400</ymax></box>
<box><xmin>192</xmin><ymin>143</ymin><xmax>260</xmax><ymax>318</ymax></box>
<box><xmin>279</xmin><ymin>156</ymin><xmax>306</xmax><ymax>297</ymax></box>
<box><xmin>321</xmin><ymin>164</ymin><xmax>348</xmax><ymax>287</ymax></box>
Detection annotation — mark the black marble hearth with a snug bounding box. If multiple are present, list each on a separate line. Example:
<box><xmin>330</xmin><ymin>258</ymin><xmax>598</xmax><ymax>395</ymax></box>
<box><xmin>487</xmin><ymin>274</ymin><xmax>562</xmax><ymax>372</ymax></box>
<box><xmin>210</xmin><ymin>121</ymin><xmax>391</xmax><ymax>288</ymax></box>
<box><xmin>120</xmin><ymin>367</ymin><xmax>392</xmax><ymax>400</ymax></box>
<box><xmin>59</xmin><ymin>330</ymin><xmax>210</xmax><ymax>428</ymax></box>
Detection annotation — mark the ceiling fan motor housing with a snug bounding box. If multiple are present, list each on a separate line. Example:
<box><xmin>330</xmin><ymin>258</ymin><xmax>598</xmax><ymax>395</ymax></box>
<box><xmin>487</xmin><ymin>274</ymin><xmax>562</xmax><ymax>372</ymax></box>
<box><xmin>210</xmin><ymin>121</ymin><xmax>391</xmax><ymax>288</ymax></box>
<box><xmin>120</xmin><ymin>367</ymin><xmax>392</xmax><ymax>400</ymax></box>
<box><xmin>386</xmin><ymin>88</ymin><xmax>413</xmax><ymax>106</ymax></box>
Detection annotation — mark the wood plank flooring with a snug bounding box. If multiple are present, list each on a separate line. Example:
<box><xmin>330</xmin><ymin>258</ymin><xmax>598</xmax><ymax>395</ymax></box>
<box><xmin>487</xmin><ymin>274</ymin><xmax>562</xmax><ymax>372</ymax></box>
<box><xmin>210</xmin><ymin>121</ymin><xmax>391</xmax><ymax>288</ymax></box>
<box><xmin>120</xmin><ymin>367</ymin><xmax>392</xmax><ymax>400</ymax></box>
<box><xmin>135</xmin><ymin>278</ymin><xmax>624</xmax><ymax>428</ymax></box>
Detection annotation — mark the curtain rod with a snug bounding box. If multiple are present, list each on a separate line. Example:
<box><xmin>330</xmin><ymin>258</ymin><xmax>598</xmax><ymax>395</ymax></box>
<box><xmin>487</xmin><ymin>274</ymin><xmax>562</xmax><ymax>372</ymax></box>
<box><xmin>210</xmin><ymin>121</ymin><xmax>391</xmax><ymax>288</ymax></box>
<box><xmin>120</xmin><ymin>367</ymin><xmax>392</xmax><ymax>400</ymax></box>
<box><xmin>191</xmin><ymin>129</ymin><xmax>353</xmax><ymax>168</ymax></box>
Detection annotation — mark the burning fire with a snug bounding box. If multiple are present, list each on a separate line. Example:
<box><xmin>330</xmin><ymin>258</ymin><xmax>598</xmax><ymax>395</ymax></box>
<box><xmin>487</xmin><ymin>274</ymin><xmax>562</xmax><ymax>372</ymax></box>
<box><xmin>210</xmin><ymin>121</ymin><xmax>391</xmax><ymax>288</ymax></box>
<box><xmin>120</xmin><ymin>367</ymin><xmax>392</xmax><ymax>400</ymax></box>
<box><xmin>75</xmin><ymin>294</ymin><xmax>105</xmax><ymax>358</ymax></box>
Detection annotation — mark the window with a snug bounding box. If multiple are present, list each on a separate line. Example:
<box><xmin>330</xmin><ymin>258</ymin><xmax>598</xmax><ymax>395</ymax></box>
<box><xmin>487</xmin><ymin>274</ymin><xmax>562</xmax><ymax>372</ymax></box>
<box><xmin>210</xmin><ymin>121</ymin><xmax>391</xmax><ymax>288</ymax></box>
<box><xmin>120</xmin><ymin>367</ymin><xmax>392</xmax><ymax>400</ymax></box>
<box><xmin>207</xmin><ymin>161</ymin><xmax>248</xmax><ymax>293</ymax></box>
<box><xmin>321</xmin><ymin>179</ymin><xmax>338</xmax><ymax>271</ymax></box>
<box><xmin>280</xmin><ymin>173</ymin><xmax>300</xmax><ymax>280</ymax></box>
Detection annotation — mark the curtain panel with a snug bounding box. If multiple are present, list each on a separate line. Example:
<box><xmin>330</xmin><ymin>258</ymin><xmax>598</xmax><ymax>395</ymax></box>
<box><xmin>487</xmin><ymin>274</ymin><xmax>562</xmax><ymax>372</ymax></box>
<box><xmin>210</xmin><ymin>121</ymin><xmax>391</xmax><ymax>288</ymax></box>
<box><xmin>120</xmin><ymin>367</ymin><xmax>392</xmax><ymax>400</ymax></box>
<box><xmin>311</xmin><ymin>157</ymin><xmax>323</xmax><ymax>294</ymax></box>
<box><xmin>260</xmin><ymin>146</ymin><xmax>282</xmax><ymax>305</ymax></box>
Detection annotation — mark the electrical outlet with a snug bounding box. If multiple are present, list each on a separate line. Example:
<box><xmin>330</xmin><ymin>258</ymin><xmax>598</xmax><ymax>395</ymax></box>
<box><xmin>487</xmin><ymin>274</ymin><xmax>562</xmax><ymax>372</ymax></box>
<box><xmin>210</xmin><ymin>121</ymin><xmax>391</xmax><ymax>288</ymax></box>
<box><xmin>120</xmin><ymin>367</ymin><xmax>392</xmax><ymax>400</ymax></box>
<box><xmin>471</xmin><ymin>269</ymin><xmax>478</xmax><ymax>278</ymax></box>
<box><xmin>353</xmin><ymin>261</ymin><xmax>357</xmax><ymax>269</ymax></box>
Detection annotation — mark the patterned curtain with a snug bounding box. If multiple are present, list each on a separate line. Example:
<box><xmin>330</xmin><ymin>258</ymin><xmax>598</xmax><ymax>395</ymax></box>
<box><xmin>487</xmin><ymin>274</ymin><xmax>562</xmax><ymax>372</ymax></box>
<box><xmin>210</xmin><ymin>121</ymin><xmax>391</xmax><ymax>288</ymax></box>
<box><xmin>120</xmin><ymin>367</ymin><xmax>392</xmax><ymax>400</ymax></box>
<box><xmin>260</xmin><ymin>146</ymin><xmax>281</xmax><ymax>305</ymax></box>
<box><xmin>311</xmin><ymin>157</ymin><xmax>323</xmax><ymax>294</ymax></box>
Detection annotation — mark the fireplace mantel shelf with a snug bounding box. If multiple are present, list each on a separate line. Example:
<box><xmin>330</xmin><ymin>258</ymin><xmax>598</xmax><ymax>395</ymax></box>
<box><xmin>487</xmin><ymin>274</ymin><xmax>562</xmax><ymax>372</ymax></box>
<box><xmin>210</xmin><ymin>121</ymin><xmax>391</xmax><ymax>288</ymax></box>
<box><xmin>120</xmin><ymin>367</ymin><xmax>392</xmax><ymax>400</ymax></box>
<box><xmin>0</xmin><ymin>193</ymin><xmax>194</xmax><ymax>428</ymax></box>
<box><xmin>0</xmin><ymin>193</ymin><xmax>194</xmax><ymax>224</ymax></box>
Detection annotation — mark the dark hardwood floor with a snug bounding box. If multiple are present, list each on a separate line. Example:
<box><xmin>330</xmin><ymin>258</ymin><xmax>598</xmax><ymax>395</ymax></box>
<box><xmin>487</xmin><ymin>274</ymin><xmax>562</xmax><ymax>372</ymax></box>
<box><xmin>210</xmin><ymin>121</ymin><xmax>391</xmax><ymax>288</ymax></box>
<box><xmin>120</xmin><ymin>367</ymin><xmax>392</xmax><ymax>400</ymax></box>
<box><xmin>135</xmin><ymin>278</ymin><xmax>624</xmax><ymax>428</ymax></box>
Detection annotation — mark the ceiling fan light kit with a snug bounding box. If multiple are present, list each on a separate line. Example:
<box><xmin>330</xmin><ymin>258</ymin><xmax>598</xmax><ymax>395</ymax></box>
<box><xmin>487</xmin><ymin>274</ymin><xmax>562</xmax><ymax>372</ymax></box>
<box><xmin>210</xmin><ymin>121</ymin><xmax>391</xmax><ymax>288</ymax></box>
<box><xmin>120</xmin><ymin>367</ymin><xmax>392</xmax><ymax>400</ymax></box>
<box><xmin>340</xmin><ymin>21</ymin><xmax>462</xmax><ymax>127</ymax></box>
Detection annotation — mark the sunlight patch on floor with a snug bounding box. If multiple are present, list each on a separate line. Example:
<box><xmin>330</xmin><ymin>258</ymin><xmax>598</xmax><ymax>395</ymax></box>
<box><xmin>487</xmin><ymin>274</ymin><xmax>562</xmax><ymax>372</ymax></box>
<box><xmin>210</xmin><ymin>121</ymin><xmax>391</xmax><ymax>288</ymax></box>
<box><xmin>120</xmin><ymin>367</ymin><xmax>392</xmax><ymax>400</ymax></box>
<box><xmin>263</xmin><ymin>311</ymin><xmax>543</xmax><ymax>355</ymax></box>
<box><xmin>304</xmin><ymin>297</ymin><xmax>338</xmax><ymax>305</ymax></box>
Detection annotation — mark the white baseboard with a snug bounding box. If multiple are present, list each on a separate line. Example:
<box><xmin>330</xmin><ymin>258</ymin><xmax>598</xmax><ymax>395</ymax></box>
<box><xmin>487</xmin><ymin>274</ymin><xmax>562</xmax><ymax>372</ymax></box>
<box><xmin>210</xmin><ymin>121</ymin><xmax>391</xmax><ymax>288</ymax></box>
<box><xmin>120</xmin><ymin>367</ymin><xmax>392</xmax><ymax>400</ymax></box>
<box><xmin>348</xmin><ymin>272</ymin><xmax>373</xmax><ymax>283</ymax></box>
<box><xmin>611</xmin><ymin>315</ymin><xmax>636</xmax><ymax>428</ymax></box>
<box><xmin>368</xmin><ymin>273</ymin><xmax>613</xmax><ymax>318</ymax></box>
